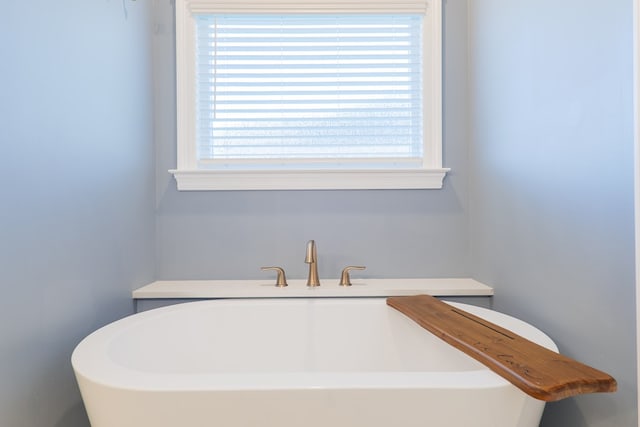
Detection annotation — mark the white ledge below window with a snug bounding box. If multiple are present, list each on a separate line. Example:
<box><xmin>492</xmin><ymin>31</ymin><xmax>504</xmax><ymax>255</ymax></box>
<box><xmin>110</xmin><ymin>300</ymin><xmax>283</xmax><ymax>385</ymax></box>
<box><xmin>133</xmin><ymin>278</ymin><xmax>493</xmax><ymax>299</ymax></box>
<box><xmin>169</xmin><ymin>168</ymin><xmax>450</xmax><ymax>191</ymax></box>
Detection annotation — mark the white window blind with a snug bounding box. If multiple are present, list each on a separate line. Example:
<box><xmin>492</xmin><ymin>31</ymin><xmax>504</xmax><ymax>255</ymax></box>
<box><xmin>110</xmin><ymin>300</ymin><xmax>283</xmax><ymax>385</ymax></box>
<box><xmin>195</xmin><ymin>14</ymin><xmax>424</xmax><ymax>166</ymax></box>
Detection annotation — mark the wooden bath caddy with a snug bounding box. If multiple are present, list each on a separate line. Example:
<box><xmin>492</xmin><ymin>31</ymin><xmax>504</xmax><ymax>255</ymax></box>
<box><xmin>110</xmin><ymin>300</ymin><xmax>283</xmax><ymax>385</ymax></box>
<box><xmin>387</xmin><ymin>295</ymin><xmax>617</xmax><ymax>402</ymax></box>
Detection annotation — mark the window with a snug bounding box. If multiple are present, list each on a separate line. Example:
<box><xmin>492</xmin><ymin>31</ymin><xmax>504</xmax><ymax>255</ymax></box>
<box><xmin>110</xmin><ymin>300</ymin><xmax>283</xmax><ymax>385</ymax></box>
<box><xmin>172</xmin><ymin>0</ymin><xmax>447</xmax><ymax>190</ymax></box>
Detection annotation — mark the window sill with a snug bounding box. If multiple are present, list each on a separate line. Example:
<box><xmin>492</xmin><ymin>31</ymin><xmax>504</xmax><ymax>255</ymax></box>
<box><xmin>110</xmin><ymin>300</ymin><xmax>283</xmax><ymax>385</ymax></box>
<box><xmin>169</xmin><ymin>168</ymin><xmax>450</xmax><ymax>191</ymax></box>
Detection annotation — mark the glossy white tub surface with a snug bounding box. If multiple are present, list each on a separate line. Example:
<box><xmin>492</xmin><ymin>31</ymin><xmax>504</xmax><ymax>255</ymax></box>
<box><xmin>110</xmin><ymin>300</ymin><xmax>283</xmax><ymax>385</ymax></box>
<box><xmin>72</xmin><ymin>298</ymin><xmax>557</xmax><ymax>427</ymax></box>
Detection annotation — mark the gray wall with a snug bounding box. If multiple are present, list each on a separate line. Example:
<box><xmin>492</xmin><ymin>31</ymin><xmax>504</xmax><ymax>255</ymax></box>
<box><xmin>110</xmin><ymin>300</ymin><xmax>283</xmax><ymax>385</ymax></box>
<box><xmin>0</xmin><ymin>1</ymin><xmax>156</xmax><ymax>426</ymax></box>
<box><xmin>153</xmin><ymin>0</ymin><xmax>472</xmax><ymax>281</ymax></box>
<box><xmin>468</xmin><ymin>0</ymin><xmax>637</xmax><ymax>426</ymax></box>
<box><xmin>1</xmin><ymin>0</ymin><xmax>637</xmax><ymax>426</ymax></box>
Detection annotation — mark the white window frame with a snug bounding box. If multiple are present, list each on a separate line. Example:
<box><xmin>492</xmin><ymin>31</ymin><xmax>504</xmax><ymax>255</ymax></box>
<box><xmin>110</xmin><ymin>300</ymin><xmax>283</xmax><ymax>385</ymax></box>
<box><xmin>171</xmin><ymin>0</ymin><xmax>448</xmax><ymax>191</ymax></box>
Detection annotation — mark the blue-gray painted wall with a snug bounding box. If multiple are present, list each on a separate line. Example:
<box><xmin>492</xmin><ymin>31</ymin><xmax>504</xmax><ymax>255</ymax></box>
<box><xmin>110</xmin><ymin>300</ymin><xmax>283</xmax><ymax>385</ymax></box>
<box><xmin>0</xmin><ymin>0</ymin><xmax>637</xmax><ymax>426</ymax></box>
<box><xmin>468</xmin><ymin>0</ymin><xmax>637</xmax><ymax>426</ymax></box>
<box><xmin>0</xmin><ymin>1</ymin><xmax>156</xmax><ymax>426</ymax></box>
<box><xmin>153</xmin><ymin>0</ymin><xmax>472</xmax><ymax>282</ymax></box>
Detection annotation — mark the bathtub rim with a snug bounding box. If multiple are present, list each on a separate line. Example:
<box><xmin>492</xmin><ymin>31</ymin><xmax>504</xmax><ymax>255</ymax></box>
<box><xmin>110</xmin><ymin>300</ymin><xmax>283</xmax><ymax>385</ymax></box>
<box><xmin>71</xmin><ymin>298</ymin><xmax>558</xmax><ymax>393</ymax></box>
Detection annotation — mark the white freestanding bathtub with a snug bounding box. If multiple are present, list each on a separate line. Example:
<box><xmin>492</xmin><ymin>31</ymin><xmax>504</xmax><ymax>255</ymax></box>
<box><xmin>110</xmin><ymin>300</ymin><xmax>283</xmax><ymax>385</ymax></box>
<box><xmin>72</xmin><ymin>298</ymin><xmax>557</xmax><ymax>427</ymax></box>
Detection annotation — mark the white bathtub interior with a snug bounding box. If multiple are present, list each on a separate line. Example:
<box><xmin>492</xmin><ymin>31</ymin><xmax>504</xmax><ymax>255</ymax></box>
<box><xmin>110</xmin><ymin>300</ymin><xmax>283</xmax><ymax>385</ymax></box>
<box><xmin>73</xmin><ymin>298</ymin><xmax>557</xmax><ymax>427</ymax></box>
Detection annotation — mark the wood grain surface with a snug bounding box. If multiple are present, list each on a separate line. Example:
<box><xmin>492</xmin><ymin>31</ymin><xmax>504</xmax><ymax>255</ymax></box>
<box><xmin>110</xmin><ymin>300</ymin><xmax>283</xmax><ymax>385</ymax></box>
<box><xmin>387</xmin><ymin>295</ymin><xmax>617</xmax><ymax>402</ymax></box>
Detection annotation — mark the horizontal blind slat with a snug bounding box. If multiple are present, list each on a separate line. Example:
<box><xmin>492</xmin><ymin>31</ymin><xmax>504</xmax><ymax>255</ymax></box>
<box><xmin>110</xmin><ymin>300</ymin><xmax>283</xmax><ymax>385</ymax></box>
<box><xmin>196</xmin><ymin>13</ymin><xmax>423</xmax><ymax>161</ymax></box>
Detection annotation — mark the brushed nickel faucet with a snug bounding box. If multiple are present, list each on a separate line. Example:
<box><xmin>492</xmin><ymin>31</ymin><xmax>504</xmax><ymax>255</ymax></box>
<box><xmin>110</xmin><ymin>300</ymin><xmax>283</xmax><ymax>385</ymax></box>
<box><xmin>305</xmin><ymin>240</ymin><xmax>320</xmax><ymax>287</ymax></box>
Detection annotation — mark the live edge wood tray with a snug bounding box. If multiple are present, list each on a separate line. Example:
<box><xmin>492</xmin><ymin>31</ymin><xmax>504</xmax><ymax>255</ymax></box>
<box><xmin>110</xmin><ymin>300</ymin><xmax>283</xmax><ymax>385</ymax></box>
<box><xmin>387</xmin><ymin>295</ymin><xmax>617</xmax><ymax>402</ymax></box>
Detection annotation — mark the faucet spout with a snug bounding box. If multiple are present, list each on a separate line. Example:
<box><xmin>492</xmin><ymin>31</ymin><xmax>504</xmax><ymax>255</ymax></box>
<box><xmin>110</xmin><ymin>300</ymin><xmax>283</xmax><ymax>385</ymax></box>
<box><xmin>305</xmin><ymin>240</ymin><xmax>320</xmax><ymax>287</ymax></box>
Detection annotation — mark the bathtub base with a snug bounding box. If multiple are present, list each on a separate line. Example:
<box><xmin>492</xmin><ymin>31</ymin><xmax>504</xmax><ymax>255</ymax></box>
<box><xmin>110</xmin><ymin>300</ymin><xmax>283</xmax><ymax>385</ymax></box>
<box><xmin>77</xmin><ymin>376</ymin><xmax>544</xmax><ymax>427</ymax></box>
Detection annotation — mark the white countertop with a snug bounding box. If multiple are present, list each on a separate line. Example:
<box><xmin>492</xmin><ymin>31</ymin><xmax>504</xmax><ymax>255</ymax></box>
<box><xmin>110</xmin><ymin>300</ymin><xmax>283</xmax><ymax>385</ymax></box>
<box><xmin>133</xmin><ymin>278</ymin><xmax>493</xmax><ymax>299</ymax></box>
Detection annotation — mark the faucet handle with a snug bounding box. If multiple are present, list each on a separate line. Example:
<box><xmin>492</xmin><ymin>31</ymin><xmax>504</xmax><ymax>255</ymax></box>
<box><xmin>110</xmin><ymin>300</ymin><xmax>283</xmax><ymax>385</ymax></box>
<box><xmin>339</xmin><ymin>266</ymin><xmax>366</xmax><ymax>287</ymax></box>
<box><xmin>261</xmin><ymin>266</ymin><xmax>288</xmax><ymax>287</ymax></box>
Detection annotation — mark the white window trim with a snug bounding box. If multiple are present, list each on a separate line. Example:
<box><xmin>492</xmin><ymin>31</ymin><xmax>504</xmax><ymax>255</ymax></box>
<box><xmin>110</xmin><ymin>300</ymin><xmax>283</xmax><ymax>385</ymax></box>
<box><xmin>171</xmin><ymin>0</ymin><xmax>448</xmax><ymax>191</ymax></box>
